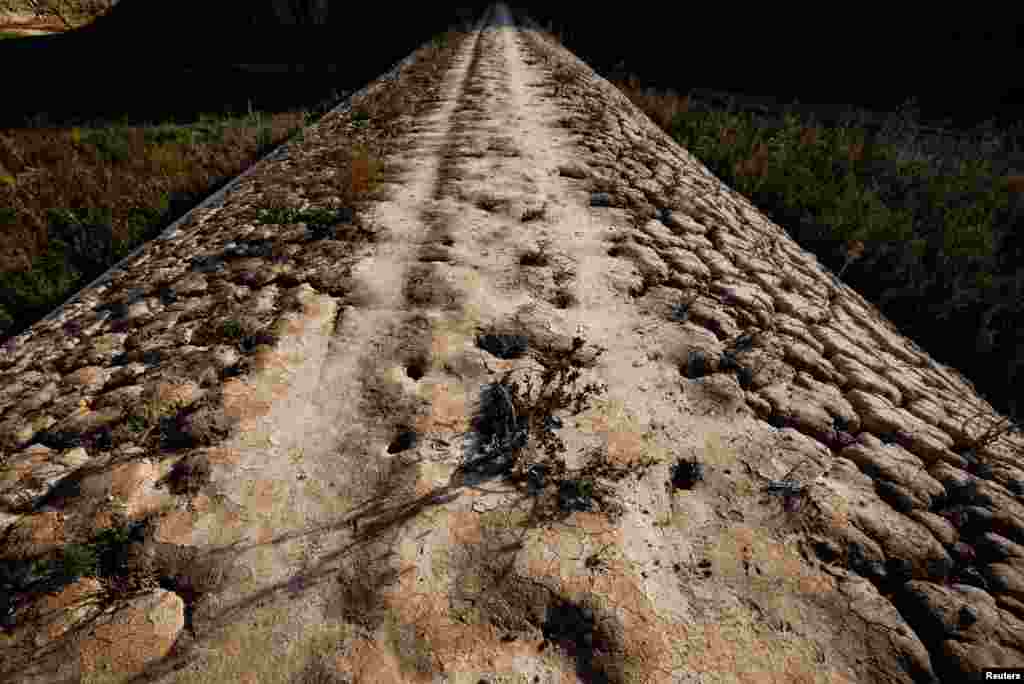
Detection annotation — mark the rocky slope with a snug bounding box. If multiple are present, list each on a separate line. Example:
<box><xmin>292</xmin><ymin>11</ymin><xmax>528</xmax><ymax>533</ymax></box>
<box><xmin>2</xmin><ymin>4</ymin><xmax>1023</xmax><ymax>683</ymax></box>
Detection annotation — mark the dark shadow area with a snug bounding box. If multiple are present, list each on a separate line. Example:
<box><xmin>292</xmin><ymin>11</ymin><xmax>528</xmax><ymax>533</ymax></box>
<box><xmin>0</xmin><ymin>1</ymin><xmax>485</xmax><ymax>128</ymax></box>
<box><xmin>513</xmin><ymin>3</ymin><xmax>1024</xmax><ymax>135</ymax></box>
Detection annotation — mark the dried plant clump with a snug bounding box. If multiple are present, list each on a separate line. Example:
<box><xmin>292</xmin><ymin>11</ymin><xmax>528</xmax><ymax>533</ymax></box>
<box><xmin>460</xmin><ymin>330</ymin><xmax>655</xmax><ymax>523</ymax></box>
<box><xmin>164</xmin><ymin>451</ymin><xmax>213</xmax><ymax>496</ymax></box>
<box><xmin>670</xmin><ymin>456</ymin><xmax>705</xmax><ymax>490</ymax></box>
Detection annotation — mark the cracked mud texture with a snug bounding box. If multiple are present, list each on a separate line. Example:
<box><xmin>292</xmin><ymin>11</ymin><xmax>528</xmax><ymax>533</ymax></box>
<box><xmin>2</xmin><ymin>3</ymin><xmax>1024</xmax><ymax>684</ymax></box>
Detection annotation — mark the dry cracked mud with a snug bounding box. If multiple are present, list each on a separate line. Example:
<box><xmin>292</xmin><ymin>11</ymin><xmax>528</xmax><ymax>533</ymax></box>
<box><xmin>2</xmin><ymin>4</ymin><xmax>1024</xmax><ymax>683</ymax></box>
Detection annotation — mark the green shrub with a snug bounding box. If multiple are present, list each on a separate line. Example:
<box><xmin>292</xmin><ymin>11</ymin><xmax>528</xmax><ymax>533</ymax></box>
<box><xmin>80</xmin><ymin>127</ymin><xmax>132</xmax><ymax>164</ymax></box>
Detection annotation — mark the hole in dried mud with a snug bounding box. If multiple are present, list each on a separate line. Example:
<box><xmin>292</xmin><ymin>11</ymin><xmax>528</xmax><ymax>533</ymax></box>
<box><xmin>387</xmin><ymin>427</ymin><xmax>418</xmax><ymax>454</ymax></box>
<box><xmin>542</xmin><ymin>597</ymin><xmax>629</xmax><ymax>684</ymax></box>
<box><xmin>406</xmin><ymin>362</ymin><xmax>426</xmax><ymax>381</ymax></box>
<box><xmin>670</xmin><ymin>456</ymin><xmax>705</xmax><ymax>491</ymax></box>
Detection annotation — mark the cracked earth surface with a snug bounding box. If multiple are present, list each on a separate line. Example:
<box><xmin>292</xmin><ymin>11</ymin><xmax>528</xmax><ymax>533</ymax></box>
<box><xmin>2</xmin><ymin>4</ymin><xmax>1024</xmax><ymax>683</ymax></box>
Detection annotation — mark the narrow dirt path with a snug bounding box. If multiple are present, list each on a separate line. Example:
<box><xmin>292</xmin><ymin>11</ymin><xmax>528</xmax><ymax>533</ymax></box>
<box><xmin>151</xmin><ymin>5</ymin><xmax>928</xmax><ymax>681</ymax></box>
<box><xmin>3</xmin><ymin>3</ymin><xmax>1023</xmax><ymax>684</ymax></box>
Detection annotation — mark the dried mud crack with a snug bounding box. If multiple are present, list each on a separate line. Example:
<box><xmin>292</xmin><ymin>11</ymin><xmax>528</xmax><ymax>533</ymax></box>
<box><xmin>2</xmin><ymin>4</ymin><xmax>1024</xmax><ymax>684</ymax></box>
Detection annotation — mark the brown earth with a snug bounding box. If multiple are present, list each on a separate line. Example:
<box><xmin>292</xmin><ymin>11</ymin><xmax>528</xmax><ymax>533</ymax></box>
<box><xmin>2</xmin><ymin>3</ymin><xmax>1023</xmax><ymax>683</ymax></box>
<box><xmin>0</xmin><ymin>9</ymin><xmax>68</xmax><ymax>35</ymax></box>
<box><xmin>0</xmin><ymin>26</ymin><xmax>60</xmax><ymax>35</ymax></box>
